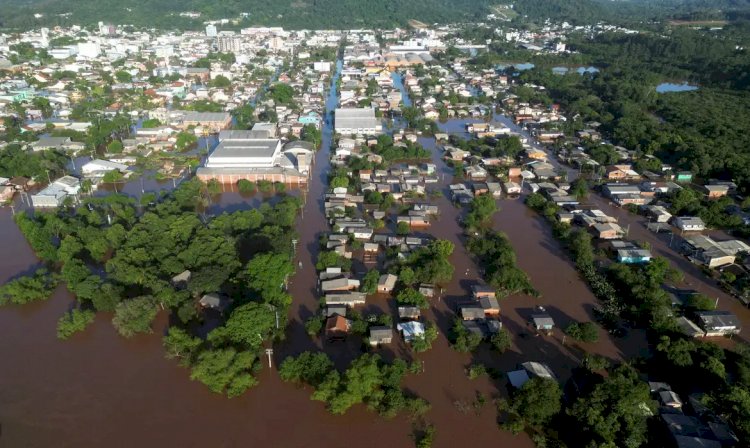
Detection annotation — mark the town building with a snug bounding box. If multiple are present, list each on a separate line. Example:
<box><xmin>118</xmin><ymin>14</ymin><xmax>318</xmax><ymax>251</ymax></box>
<box><xmin>197</xmin><ymin>133</ymin><xmax>312</xmax><ymax>185</ymax></box>
<box><xmin>334</xmin><ymin>108</ymin><xmax>382</xmax><ymax>136</ymax></box>
<box><xmin>31</xmin><ymin>175</ymin><xmax>81</xmax><ymax>208</ymax></box>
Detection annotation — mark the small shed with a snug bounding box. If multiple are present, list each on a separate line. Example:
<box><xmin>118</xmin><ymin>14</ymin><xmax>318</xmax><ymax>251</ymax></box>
<box><xmin>531</xmin><ymin>313</ymin><xmax>555</xmax><ymax>331</ymax></box>
<box><xmin>418</xmin><ymin>283</ymin><xmax>435</xmax><ymax>298</ymax></box>
<box><xmin>199</xmin><ymin>293</ymin><xmax>231</xmax><ymax>312</ymax></box>
<box><xmin>171</xmin><ymin>270</ymin><xmax>191</xmax><ymax>289</ymax></box>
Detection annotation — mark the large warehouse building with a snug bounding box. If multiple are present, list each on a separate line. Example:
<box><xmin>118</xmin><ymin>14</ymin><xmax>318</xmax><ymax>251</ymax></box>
<box><xmin>334</xmin><ymin>108</ymin><xmax>382</xmax><ymax>136</ymax></box>
<box><xmin>196</xmin><ymin>131</ymin><xmax>313</xmax><ymax>185</ymax></box>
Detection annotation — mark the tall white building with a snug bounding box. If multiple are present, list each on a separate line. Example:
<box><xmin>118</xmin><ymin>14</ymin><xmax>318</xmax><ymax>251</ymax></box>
<box><xmin>78</xmin><ymin>42</ymin><xmax>101</xmax><ymax>58</ymax></box>
<box><xmin>217</xmin><ymin>36</ymin><xmax>241</xmax><ymax>53</ymax></box>
<box><xmin>40</xmin><ymin>28</ymin><xmax>49</xmax><ymax>47</ymax></box>
<box><xmin>206</xmin><ymin>24</ymin><xmax>217</xmax><ymax>37</ymax></box>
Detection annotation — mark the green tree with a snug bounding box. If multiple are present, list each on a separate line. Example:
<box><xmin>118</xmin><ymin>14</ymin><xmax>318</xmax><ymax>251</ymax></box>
<box><xmin>207</xmin><ymin>302</ymin><xmax>276</xmax><ymax>349</ymax></box>
<box><xmin>565</xmin><ymin>321</ymin><xmax>599</xmax><ymax>343</ymax></box>
<box><xmin>0</xmin><ymin>268</ymin><xmax>57</xmax><ymax>306</ymax></box>
<box><xmin>330</xmin><ymin>175</ymin><xmax>349</xmax><ymax>189</ymax></box>
<box><xmin>112</xmin><ymin>296</ymin><xmax>158</xmax><ymax>338</ymax></box>
<box><xmin>107</xmin><ymin>140</ymin><xmax>124</xmax><ymax>153</ymax></box>
<box><xmin>175</xmin><ymin>131</ymin><xmax>197</xmax><ymax>151</ymax></box>
<box><xmin>237</xmin><ymin>179</ymin><xmax>256</xmax><ymax>193</ymax></box>
<box><xmin>396</xmin><ymin>288</ymin><xmax>428</xmax><ymax>308</ymax></box>
<box><xmin>411</xmin><ymin>323</ymin><xmax>438</xmax><ymax>353</ymax></box>
<box><xmin>279</xmin><ymin>351</ymin><xmax>334</xmax><ymax>385</ymax></box>
<box><xmin>567</xmin><ymin>366</ymin><xmax>654</xmax><ymax>448</ymax></box>
<box><xmin>102</xmin><ymin>170</ymin><xmax>125</xmax><ymax>183</ymax></box>
<box><xmin>257</xmin><ymin>180</ymin><xmax>273</xmax><ymax>192</ymax></box>
<box><xmin>163</xmin><ymin>327</ymin><xmax>203</xmax><ymax>367</ymax></box>
<box><xmin>451</xmin><ymin>318</ymin><xmax>482</xmax><ymax>352</ymax></box>
<box><xmin>500</xmin><ymin>377</ymin><xmax>562</xmax><ymax>433</ymax></box>
<box><xmin>396</xmin><ymin>221</ymin><xmax>410</xmax><ymax>235</ymax></box>
<box><xmin>141</xmin><ymin>118</ymin><xmax>162</xmax><ymax>128</ymax></box>
<box><xmin>209</xmin><ymin>75</ymin><xmax>231</xmax><ymax>88</ymax></box>
<box><xmin>305</xmin><ymin>315</ymin><xmax>324</xmax><ymax>336</ymax></box>
<box><xmin>246</xmin><ymin>253</ymin><xmax>294</xmax><ymax>306</ymax></box>
<box><xmin>709</xmin><ymin>386</ymin><xmax>750</xmax><ymax>442</ymax></box>
<box><xmin>571</xmin><ymin>178</ymin><xmax>589</xmax><ymax>200</ymax></box>
<box><xmin>686</xmin><ymin>293</ymin><xmax>716</xmax><ymax>311</ymax></box>
<box><xmin>491</xmin><ymin>328</ymin><xmax>512</xmax><ymax>352</ymax></box>
<box><xmin>56</xmin><ymin>309</ymin><xmax>95</xmax><ymax>339</ymax></box>
<box><xmin>232</xmin><ymin>104</ymin><xmax>255</xmax><ymax>130</ymax></box>
<box><xmin>465</xmin><ymin>193</ymin><xmax>497</xmax><ymax>228</ymax></box>
<box><xmin>301</xmin><ymin>124</ymin><xmax>322</xmax><ymax>147</ymax></box>
<box><xmin>361</xmin><ymin>269</ymin><xmax>380</xmax><ymax>294</ymax></box>
<box><xmin>190</xmin><ymin>347</ymin><xmax>258</xmax><ymax>397</ymax></box>
<box><xmin>114</xmin><ymin>70</ymin><xmax>132</xmax><ymax>82</ymax></box>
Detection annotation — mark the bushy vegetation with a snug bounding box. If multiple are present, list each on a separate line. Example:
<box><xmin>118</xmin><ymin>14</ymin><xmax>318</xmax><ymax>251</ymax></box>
<box><xmin>467</xmin><ymin>230</ymin><xmax>536</xmax><ymax>297</ymax></box>
<box><xmin>279</xmin><ymin>352</ymin><xmax>429</xmax><ymax>418</ymax></box>
<box><xmin>0</xmin><ymin>268</ymin><xmax>58</xmax><ymax>306</ymax></box>
<box><xmin>463</xmin><ymin>193</ymin><xmax>497</xmax><ymax>228</ymax></box>
<box><xmin>396</xmin><ymin>239</ymin><xmax>455</xmax><ymax>286</ymax></box>
<box><xmin>57</xmin><ymin>309</ymin><xmax>96</xmax><ymax>339</ymax></box>
<box><xmin>564</xmin><ymin>321</ymin><xmax>599</xmax><ymax>343</ymax></box>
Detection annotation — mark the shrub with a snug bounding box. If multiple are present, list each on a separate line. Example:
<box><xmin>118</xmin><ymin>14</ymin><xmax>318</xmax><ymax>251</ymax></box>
<box><xmin>565</xmin><ymin>321</ymin><xmax>599</xmax><ymax>343</ymax></box>
<box><xmin>57</xmin><ymin>309</ymin><xmax>96</xmax><ymax>339</ymax></box>
<box><xmin>237</xmin><ymin>179</ymin><xmax>256</xmax><ymax>193</ymax></box>
<box><xmin>257</xmin><ymin>180</ymin><xmax>273</xmax><ymax>192</ymax></box>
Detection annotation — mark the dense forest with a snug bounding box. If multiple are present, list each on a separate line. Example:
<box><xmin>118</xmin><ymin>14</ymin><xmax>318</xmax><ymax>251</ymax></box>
<box><xmin>6</xmin><ymin>0</ymin><xmax>750</xmax><ymax>29</ymax></box>
<box><xmin>0</xmin><ymin>0</ymin><xmax>495</xmax><ymax>30</ymax></box>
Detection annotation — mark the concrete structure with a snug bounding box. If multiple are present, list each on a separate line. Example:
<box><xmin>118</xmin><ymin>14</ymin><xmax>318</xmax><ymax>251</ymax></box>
<box><xmin>31</xmin><ymin>175</ymin><xmax>81</xmax><ymax>208</ymax></box>
<box><xmin>377</xmin><ymin>274</ymin><xmax>397</xmax><ymax>293</ymax></box>
<box><xmin>334</xmin><ymin>108</ymin><xmax>382</xmax><ymax>136</ymax></box>
<box><xmin>81</xmin><ymin>159</ymin><xmax>129</xmax><ymax>175</ymax></box>
<box><xmin>30</xmin><ymin>136</ymin><xmax>85</xmax><ymax>152</ymax></box>
<box><xmin>368</xmin><ymin>326</ymin><xmax>393</xmax><ymax>346</ymax></box>
<box><xmin>681</xmin><ymin>234</ymin><xmax>750</xmax><ymax>268</ymax></box>
<box><xmin>177</xmin><ymin>111</ymin><xmax>231</xmax><ymax>132</ymax></box>
<box><xmin>197</xmin><ymin>134</ymin><xmax>312</xmax><ymax>185</ymax></box>
<box><xmin>696</xmin><ymin>311</ymin><xmax>741</xmax><ymax>336</ymax></box>
<box><xmin>673</xmin><ymin>216</ymin><xmax>706</xmax><ymax>232</ymax></box>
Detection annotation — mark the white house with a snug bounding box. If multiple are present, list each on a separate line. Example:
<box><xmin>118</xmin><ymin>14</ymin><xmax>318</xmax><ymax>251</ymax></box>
<box><xmin>81</xmin><ymin>159</ymin><xmax>129</xmax><ymax>175</ymax></box>
<box><xmin>31</xmin><ymin>175</ymin><xmax>81</xmax><ymax>208</ymax></box>
<box><xmin>673</xmin><ymin>216</ymin><xmax>706</xmax><ymax>232</ymax></box>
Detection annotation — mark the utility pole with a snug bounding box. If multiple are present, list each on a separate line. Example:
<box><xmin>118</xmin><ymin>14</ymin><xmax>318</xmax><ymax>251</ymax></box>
<box><xmin>265</xmin><ymin>348</ymin><xmax>274</xmax><ymax>368</ymax></box>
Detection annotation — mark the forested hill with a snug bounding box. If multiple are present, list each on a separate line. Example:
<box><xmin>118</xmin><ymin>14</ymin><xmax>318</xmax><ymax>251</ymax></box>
<box><xmin>1</xmin><ymin>0</ymin><xmax>496</xmax><ymax>30</ymax></box>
